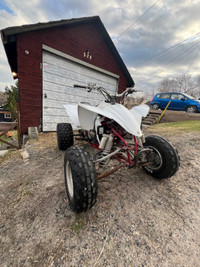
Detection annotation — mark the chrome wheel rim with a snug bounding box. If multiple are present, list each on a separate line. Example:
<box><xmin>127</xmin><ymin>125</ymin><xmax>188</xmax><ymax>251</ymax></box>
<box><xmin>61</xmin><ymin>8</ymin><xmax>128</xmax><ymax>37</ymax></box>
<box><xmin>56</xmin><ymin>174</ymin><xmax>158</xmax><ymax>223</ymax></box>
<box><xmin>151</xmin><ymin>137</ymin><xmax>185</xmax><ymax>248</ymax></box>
<box><xmin>149</xmin><ymin>147</ymin><xmax>163</xmax><ymax>170</ymax></box>
<box><xmin>187</xmin><ymin>106</ymin><xmax>196</xmax><ymax>113</ymax></box>
<box><xmin>66</xmin><ymin>161</ymin><xmax>74</xmax><ymax>197</ymax></box>
<box><xmin>153</xmin><ymin>104</ymin><xmax>158</xmax><ymax>110</ymax></box>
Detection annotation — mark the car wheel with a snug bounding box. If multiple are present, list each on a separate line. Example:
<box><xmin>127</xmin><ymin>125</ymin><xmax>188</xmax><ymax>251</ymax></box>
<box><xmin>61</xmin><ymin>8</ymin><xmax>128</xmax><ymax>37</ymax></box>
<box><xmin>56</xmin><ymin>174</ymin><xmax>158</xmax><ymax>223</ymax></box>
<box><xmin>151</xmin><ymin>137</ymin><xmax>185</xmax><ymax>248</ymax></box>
<box><xmin>152</xmin><ymin>103</ymin><xmax>159</xmax><ymax>110</ymax></box>
<box><xmin>64</xmin><ymin>145</ymin><xmax>98</xmax><ymax>213</ymax></box>
<box><xmin>185</xmin><ymin>105</ymin><xmax>197</xmax><ymax>113</ymax></box>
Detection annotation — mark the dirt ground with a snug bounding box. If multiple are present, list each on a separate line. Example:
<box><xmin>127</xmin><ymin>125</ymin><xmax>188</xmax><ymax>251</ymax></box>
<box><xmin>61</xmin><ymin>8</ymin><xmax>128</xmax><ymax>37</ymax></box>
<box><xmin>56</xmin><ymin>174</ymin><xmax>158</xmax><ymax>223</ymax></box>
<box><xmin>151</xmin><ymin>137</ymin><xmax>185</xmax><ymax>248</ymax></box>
<box><xmin>0</xmin><ymin>124</ymin><xmax>200</xmax><ymax>266</ymax></box>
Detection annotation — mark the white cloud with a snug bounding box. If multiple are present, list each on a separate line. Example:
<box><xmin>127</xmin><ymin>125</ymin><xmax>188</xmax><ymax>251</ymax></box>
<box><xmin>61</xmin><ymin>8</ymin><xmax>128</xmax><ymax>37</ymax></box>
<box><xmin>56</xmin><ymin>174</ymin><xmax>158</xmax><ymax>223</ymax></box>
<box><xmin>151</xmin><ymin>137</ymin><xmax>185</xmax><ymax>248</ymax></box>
<box><xmin>1</xmin><ymin>0</ymin><xmax>200</xmax><ymax>92</ymax></box>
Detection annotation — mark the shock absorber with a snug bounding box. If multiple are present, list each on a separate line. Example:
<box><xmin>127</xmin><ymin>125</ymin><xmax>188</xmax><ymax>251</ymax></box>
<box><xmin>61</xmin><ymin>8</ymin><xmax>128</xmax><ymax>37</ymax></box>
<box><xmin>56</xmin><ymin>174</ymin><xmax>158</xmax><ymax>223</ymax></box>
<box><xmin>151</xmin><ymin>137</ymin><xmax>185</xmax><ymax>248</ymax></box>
<box><xmin>99</xmin><ymin>134</ymin><xmax>109</xmax><ymax>150</ymax></box>
<box><xmin>98</xmin><ymin>134</ymin><xmax>114</xmax><ymax>167</ymax></box>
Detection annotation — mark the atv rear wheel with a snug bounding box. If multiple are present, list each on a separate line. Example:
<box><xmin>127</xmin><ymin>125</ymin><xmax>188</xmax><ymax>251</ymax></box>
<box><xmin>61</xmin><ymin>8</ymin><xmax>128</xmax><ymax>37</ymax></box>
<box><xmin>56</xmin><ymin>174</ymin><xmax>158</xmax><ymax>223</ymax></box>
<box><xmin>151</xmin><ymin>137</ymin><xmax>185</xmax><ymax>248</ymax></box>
<box><xmin>57</xmin><ymin>123</ymin><xmax>74</xmax><ymax>150</ymax></box>
<box><xmin>142</xmin><ymin>135</ymin><xmax>180</xmax><ymax>179</ymax></box>
<box><xmin>64</xmin><ymin>145</ymin><xmax>98</xmax><ymax>213</ymax></box>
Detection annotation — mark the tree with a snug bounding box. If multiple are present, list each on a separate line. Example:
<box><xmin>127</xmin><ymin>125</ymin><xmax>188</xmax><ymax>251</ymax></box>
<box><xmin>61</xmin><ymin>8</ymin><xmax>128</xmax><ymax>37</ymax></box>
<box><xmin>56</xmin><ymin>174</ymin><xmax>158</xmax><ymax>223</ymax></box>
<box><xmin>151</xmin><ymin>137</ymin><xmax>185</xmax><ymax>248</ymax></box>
<box><xmin>3</xmin><ymin>81</ymin><xmax>19</xmax><ymax>121</ymax></box>
<box><xmin>158</xmin><ymin>74</ymin><xmax>200</xmax><ymax>98</ymax></box>
<box><xmin>159</xmin><ymin>77</ymin><xmax>176</xmax><ymax>92</ymax></box>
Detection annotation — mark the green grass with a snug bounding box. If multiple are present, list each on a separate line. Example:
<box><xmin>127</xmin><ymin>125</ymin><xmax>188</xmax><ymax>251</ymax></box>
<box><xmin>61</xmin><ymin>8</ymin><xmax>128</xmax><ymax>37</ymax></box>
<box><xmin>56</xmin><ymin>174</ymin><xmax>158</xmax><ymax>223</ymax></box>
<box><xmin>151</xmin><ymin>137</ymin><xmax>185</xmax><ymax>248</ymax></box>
<box><xmin>15</xmin><ymin>181</ymin><xmax>33</xmax><ymax>204</ymax></box>
<box><xmin>15</xmin><ymin>189</ymin><xmax>33</xmax><ymax>204</ymax></box>
<box><xmin>153</xmin><ymin>120</ymin><xmax>200</xmax><ymax>132</ymax></box>
<box><xmin>72</xmin><ymin>217</ymin><xmax>85</xmax><ymax>235</ymax></box>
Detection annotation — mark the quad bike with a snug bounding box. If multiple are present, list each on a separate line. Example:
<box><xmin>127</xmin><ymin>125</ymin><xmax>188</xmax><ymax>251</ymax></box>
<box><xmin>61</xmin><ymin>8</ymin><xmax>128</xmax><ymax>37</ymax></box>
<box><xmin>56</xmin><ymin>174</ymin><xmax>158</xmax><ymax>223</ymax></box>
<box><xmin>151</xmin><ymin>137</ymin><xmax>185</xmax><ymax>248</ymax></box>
<box><xmin>57</xmin><ymin>84</ymin><xmax>180</xmax><ymax>213</ymax></box>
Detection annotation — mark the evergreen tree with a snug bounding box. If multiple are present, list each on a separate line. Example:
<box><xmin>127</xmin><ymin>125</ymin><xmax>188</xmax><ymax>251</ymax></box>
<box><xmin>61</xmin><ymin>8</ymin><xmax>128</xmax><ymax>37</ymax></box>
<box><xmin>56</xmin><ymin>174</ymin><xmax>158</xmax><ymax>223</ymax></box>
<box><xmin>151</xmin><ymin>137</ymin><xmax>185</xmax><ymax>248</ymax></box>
<box><xmin>3</xmin><ymin>81</ymin><xmax>18</xmax><ymax>121</ymax></box>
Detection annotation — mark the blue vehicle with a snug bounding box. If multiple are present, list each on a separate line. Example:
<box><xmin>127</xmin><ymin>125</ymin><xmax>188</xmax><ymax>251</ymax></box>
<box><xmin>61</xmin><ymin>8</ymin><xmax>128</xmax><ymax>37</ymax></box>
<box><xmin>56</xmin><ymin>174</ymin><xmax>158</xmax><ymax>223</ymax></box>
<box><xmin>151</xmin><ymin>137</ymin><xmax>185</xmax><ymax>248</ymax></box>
<box><xmin>150</xmin><ymin>92</ymin><xmax>200</xmax><ymax>113</ymax></box>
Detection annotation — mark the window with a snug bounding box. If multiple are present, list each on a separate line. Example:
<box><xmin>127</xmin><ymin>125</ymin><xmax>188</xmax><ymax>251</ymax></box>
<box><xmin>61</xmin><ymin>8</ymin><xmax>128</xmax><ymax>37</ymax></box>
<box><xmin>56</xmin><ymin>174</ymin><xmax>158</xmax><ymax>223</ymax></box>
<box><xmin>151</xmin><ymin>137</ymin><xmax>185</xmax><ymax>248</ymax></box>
<box><xmin>171</xmin><ymin>94</ymin><xmax>186</xmax><ymax>100</ymax></box>
<box><xmin>4</xmin><ymin>113</ymin><xmax>11</xmax><ymax>119</ymax></box>
<box><xmin>160</xmin><ymin>93</ymin><xmax>170</xmax><ymax>99</ymax></box>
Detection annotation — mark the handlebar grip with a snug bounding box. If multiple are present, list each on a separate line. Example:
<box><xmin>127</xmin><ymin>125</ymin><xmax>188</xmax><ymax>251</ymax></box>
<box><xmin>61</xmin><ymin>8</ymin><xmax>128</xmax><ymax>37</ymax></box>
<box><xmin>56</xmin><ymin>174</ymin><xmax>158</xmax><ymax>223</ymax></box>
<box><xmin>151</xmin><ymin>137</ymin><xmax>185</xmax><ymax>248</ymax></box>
<box><xmin>128</xmin><ymin>89</ymin><xmax>136</xmax><ymax>94</ymax></box>
<box><xmin>74</xmin><ymin>84</ymin><xmax>87</xmax><ymax>89</ymax></box>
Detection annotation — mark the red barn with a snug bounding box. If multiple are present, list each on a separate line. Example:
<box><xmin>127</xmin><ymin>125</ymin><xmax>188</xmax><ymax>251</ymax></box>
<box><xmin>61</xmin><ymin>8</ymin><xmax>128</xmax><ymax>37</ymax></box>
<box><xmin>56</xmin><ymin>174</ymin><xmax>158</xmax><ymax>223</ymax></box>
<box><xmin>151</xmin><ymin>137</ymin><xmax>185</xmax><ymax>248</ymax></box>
<box><xmin>1</xmin><ymin>16</ymin><xmax>134</xmax><ymax>133</ymax></box>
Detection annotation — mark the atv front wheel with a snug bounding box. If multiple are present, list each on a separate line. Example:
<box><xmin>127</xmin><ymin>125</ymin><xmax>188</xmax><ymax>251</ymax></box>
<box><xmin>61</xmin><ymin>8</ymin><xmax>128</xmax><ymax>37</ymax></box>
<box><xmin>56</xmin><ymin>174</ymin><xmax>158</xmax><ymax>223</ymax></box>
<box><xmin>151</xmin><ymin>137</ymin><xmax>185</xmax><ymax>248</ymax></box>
<box><xmin>57</xmin><ymin>123</ymin><xmax>74</xmax><ymax>150</ymax></box>
<box><xmin>64</xmin><ymin>145</ymin><xmax>98</xmax><ymax>213</ymax></box>
<box><xmin>142</xmin><ymin>135</ymin><xmax>180</xmax><ymax>179</ymax></box>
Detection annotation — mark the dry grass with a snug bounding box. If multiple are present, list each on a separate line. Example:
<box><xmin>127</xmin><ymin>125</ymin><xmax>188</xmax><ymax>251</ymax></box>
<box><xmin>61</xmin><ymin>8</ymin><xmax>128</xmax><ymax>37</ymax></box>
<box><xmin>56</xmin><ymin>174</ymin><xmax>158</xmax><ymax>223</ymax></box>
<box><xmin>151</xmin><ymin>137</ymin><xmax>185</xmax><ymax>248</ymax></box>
<box><xmin>146</xmin><ymin>120</ymin><xmax>200</xmax><ymax>137</ymax></box>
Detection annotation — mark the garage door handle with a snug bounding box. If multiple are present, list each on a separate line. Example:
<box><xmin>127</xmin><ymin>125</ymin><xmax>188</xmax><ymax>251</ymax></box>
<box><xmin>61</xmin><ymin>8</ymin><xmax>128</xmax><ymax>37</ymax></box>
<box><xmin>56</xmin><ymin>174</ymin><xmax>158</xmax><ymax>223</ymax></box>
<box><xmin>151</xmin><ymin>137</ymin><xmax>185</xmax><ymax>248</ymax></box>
<box><xmin>44</xmin><ymin>93</ymin><xmax>47</xmax><ymax>98</ymax></box>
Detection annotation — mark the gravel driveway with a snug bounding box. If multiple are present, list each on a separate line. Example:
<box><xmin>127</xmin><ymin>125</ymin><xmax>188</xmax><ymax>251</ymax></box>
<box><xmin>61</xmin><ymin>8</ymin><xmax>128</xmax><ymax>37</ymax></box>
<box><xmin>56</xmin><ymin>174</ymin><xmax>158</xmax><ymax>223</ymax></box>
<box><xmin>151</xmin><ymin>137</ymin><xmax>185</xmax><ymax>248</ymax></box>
<box><xmin>0</xmin><ymin>127</ymin><xmax>200</xmax><ymax>266</ymax></box>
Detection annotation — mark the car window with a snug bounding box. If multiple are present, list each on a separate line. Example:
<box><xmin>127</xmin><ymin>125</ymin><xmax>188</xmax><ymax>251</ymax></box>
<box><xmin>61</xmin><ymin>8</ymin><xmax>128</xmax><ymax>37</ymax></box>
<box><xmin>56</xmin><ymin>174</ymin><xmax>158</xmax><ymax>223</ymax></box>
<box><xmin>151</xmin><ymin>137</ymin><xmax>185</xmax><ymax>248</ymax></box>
<box><xmin>160</xmin><ymin>93</ymin><xmax>170</xmax><ymax>99</ymax></box>
<box><xmin>171</xmin><ymin>94</ymin><xmax>187</xmax><ymax>100</ymax></box>
<box><xmin>171</xmin><ymin>94</ymin><xmax>181</xmax><ymax>100</ymax></box>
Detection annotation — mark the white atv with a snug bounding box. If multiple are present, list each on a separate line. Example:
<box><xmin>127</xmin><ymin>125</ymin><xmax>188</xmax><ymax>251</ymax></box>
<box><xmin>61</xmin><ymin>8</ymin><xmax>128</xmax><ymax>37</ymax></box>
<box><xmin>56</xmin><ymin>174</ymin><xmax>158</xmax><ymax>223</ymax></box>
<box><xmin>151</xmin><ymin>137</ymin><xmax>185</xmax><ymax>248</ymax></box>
<box><xmin>57</xmin><ymin>84</ymin><xmax>180</xmax><ymax>213</ymax></box>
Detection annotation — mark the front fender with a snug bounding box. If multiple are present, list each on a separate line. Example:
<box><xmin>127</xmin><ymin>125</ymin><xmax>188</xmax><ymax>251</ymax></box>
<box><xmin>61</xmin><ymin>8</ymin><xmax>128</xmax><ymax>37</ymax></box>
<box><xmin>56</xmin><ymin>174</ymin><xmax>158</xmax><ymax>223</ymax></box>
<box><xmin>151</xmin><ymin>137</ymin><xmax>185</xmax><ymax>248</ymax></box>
<box><xmin>78</xmin><ymin>102</ymin><xmax>143</xmax><ymax>136</ymax></box>
<box><xmin>63</xmin><ymin>104</ymin><xmax>80</xmax><ymax>127</ymax></box>
<box><xmin>129</xmin><ymin>104</ymin><xmax>149</xmax><ymax>125</ymax></box>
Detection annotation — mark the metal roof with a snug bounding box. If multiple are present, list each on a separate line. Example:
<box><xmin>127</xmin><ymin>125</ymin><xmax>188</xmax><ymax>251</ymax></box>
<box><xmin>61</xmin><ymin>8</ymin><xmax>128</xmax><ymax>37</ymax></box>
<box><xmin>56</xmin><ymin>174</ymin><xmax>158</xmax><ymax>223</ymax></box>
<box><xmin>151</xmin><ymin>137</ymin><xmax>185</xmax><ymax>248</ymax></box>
<box><xmin>1</xmin><ymin>16</ymin><xmax>134</xmax><ymax>87</ymax></box>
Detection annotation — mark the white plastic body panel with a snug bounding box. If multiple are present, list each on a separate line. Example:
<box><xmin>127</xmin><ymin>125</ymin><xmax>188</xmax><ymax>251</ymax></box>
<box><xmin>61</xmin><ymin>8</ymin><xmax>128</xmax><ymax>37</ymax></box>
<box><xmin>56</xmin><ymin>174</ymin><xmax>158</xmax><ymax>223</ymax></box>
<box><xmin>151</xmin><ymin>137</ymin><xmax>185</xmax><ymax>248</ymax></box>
<box><xmin>64</xmin><ymin>102</ymin><xmax>149</xmax><ymax>137</ymax></box>
<box><xmin>129</xmin><ymin>104</ymin><xmax>150</xmax><ymax>126</ymax></box>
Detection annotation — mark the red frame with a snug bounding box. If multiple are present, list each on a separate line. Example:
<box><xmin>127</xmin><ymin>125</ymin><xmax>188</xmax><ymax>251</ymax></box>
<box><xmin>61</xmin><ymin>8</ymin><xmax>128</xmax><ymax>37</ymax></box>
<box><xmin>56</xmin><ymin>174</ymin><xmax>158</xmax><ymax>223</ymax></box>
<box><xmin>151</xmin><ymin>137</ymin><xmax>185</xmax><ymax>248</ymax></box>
<box><xmin>87</xmin><ymin>121</ymin><xmax>140</xmax><ymax>167</ymax></box>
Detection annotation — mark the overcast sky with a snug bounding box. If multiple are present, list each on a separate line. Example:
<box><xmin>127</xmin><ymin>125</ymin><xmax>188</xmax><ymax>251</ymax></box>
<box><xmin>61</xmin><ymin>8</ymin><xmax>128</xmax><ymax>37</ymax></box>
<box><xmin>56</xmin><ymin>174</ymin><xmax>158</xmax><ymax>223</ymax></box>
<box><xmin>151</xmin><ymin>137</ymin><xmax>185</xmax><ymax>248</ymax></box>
<box><xmin>1</xmin><ymin>0</ymin><xmax>200</xmax><ymax>94</ymax></box>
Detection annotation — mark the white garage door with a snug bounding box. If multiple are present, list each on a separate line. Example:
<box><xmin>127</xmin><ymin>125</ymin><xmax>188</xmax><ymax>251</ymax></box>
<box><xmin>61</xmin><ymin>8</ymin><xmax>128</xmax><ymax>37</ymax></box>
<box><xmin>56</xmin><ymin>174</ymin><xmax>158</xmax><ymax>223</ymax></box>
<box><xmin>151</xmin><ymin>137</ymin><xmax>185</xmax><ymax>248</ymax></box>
<box><xmin>42</xmin><ymin>45</ymin><xmax>119</xmax><ymax>131</ymax></box>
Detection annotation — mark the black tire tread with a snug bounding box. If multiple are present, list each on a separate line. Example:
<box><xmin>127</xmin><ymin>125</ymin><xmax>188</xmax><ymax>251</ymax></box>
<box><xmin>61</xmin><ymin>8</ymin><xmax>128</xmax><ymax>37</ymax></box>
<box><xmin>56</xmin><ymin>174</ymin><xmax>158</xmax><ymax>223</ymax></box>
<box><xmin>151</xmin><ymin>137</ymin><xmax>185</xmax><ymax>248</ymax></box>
<box><xmin>64</xmin><ymin>145</ymin><xmax>98</xmax><ymax>213</ymax></box>
<box><xmin>143</xmin><ymin>135</ymin><xmax>180</xmax><ymax>179</ymax></box>
<box><xmin>57</xmin><ymin>123</ymin><xmax>74</xmax><ymax>150</ymax></box>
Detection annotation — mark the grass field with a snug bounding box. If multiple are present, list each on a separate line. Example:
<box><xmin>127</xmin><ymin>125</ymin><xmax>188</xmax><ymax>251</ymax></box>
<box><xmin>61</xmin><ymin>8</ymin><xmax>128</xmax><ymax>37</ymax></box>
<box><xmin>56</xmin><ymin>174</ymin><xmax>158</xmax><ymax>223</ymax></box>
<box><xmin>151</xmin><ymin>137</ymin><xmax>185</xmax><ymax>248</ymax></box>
<box><xmin>146</xmin><ymin>120</ymin><xmax>200</xmax><ymax>136</ymax></box>
<box><xmin>156</xmin><ymin>120</ymin><xmax>200</xmax><ymax>131</ymax></box>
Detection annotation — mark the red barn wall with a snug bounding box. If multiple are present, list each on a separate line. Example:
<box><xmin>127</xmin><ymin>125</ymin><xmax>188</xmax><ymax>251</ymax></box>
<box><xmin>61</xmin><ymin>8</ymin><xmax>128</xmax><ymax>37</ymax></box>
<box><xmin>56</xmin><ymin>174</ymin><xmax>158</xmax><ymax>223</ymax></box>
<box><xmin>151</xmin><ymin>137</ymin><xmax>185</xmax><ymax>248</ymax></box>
<box><xmin>17</xmin><ymin>21</ymin><xmax>129</xmax><ymax>133</ymax></box>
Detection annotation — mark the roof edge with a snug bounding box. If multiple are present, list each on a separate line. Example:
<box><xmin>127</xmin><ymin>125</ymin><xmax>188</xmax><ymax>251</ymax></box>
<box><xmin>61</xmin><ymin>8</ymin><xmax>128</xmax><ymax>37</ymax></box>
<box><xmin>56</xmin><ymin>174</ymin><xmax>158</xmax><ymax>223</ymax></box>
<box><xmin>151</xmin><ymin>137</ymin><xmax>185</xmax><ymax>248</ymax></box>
<box><xmin>1</xmin><ymin>16</ymin><xmax>134</xmax><ymax>87</ymax></box>
<box><xmin>1</xmin><ymin>16</ymin><xmax>100</xmax><ymax>37</ymax></box>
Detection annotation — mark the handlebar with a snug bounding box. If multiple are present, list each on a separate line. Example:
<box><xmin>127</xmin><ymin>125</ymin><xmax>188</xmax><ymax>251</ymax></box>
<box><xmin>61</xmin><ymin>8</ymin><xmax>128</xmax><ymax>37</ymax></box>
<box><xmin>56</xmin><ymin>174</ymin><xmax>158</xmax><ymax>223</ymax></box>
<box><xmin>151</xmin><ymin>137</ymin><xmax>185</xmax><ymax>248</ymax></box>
<box><xmin>115</xmin><ymin>87</ymin><xmax>136</xmax><ymax>97</ymax></box>
<box><xmin>74</xmin><ymin>83</ymin><xmax>136</xmax><ymax>104</ymax></box>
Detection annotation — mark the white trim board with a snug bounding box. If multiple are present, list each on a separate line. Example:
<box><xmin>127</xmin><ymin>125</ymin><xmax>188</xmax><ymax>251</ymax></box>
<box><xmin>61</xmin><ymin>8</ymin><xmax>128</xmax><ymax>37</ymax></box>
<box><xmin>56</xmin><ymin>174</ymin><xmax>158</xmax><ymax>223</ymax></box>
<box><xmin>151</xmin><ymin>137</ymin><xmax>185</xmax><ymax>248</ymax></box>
<box><xmin>42</xmin><ymin>44</ymin><xmax>119</xmax><ymax>79</ymax></box>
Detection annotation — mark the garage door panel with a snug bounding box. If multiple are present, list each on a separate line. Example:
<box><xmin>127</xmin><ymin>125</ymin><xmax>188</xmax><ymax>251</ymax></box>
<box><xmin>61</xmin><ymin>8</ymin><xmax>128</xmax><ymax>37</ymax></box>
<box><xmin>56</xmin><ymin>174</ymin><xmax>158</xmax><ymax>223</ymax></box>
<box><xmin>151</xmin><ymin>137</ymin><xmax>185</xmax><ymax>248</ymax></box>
<box><xmin>43</xmin><ymin>68</ymin><xmax>81</xmax><ymax>84</ymax></box>
<box><xmin>43</xmin><ymin>114</ymin><xmax>69</xmax><ymax>122</ymax></box>
<box><xmin>43</xmin><ymin>84</ymin><xmax>106</xmax><ymax>103</ymax></box>
<box><xmin>44</xmin><ymin>91</ymin><xmax>101</xmax><ymax>104</ymax></box>
<box><xmin>42</xmin><ymin>50</ymin><xmax>119</xmax><ymax>131</ymax></box>
<box><xmin>44</xmin><ymin>86</ymin><xmax>105</xmax><ymax>104</ymax></box>
<box><xmin>43</xmin><ymin>70</ymin><xmax>116</xmax><ymax>93</ymax></box>
<box><xmin>43</xmin><ymin>107</ymin><xmax>68</xmax><ymax>117</ymax></box>
<box><xmin>43</xmin><ymin>83</ymin><xmax>66</xmax><ymax>94</ymax></box>
<box><xmin>43</xmin><ymin>115</ymin><xmax>78</xmax><ymax>131</ymax></box>
<box><xmin>43</xmin><ymin>98</ymin><xmax>77</xmax><ymax>108</ymax></box>
<box><xmin>43</xmin><ymin>66</ymin><xmax>118</xmax><ymax>95</ymax></box>
<box><xmin>43</xmin><ymin>63</ymin><xmax>118</xmax><ymax>90</ymax></box>
<box><xmin>44</xmin><ymin>54</ymin><xmax>118</xmax><ymax>87</ymax></box>
<box><xmin>43</xmin><ymin>73</ymin><xmax>91</xmax><ymax>92</ymax></box>
<box><xmin>44</xmin><ymin>63</ymin><xmax>85</xmax><ymax>82</ymax></box>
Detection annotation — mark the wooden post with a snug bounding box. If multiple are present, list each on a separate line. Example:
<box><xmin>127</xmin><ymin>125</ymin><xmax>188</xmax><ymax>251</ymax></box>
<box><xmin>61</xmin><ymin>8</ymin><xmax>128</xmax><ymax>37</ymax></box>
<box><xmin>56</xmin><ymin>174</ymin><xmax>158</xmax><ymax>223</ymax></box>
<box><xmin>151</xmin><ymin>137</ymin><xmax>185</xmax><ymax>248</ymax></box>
<box><xmin>156</xmin><ymin>101</ymin><xmax>171</xmax><ymax>124</ymax></box>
